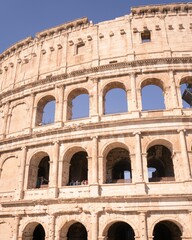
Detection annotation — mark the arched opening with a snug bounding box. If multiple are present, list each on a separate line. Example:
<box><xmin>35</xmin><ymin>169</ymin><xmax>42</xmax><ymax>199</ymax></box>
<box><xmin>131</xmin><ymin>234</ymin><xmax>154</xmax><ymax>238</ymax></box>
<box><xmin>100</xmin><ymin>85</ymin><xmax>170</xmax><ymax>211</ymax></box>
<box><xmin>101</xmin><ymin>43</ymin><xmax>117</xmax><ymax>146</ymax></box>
<box><xmin>22</xmin><ymin>222</ymin><xmax>45</xmax><ymax>240</ymax></box>
<box><xmin>106</xmin><ymin>147</ymin><xmax>131</xmax><ymax>183</ymax></box>
<box><xmin>147</xmin><ymin>145</ymin><xmax>175</xmax><ymax>182</ymax></box>
<box><xmin>153</xmin><ymin>220</ymin><xmax>182</xmax><ymax>240</ymax></box>
<box><xmin>107</xmin><ymin>221</ymin><xmax>135</xmax><ymax>240</ymax></box>
<box><xmin>67</xmin><ymin>88</ymin><xmax>89</xmax><ymax>120</ymax></box>
<box><xmin>68</xmin><ymin>151</ymin><xmax>88</xmax><ymax>185</ymax></box>
<box><xmin>36</xmin><ymin>95</ymin><xmax>56</xmax><ymax>126</ymax></box>
<box><xmin>33</xmin><ymin>224</ymin><xmax>45</xmax><ymax>240</ymax></box>
<box><xmin>142</xmin><ymin>84</ymin><xmax>165</xmax><ymax>110</ymax></box>
<box><xmin>180</xmin><ymin>77</ymin><xmax>192</xmax><ymax>108</ymax></box>
<box><xmin>36</xmin><ymin>156</ymin><xmax>50</xmax><ymax>188</ymax></box>
<box><xmin>28</xmin><ymin>152</ymin><xmax>50</xmax><ymax>189</ymax></box>
<box><xmin>67</xmin><ymin>222</ymin><xmax>87</xmax><ymax>240</ymax></box>
<box><xmin>104</xmin><ymin>88</ymin><xmax>127</xmax><ymax>114</ymax></box>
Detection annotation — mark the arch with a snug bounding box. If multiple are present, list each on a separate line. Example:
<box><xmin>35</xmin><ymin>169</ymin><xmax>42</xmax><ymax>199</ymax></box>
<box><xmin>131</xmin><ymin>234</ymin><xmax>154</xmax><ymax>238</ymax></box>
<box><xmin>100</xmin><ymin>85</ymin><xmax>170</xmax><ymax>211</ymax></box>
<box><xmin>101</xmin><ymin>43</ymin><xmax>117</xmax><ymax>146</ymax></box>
<box><xmin>106</xmin><ymin>147</ymin><xmax>131</xmax><ymax>184</ymax></box>
<box><xmin>8</xmin><ymin>101</ymin><xmax>29</xmax><ymax>133</ymax></box>
<box><xmin>152</xmin><ymin>220</ymin><xmax>182</xmax><ymax>240</ymax></box>
<box><xmin>180</xmin><ymin>76</ymin><xmax>192</xmax><ymax>108</ymax></box>
<box><xmin>0</xmin><ymin>221</ymin><xmax>13</xmax><ymax>239</ymax></box>
<box><xmin>103</xmin><ymin>82</ymin><xmax>127</xmax><ymax>114</ymax></box>
<box><xmin>27</xmin><ymin>151</ymin><xmax>50</xmax><ymax>189</ymax></box>
<box><xmin>102</xmin><ymin>141</ymin><xmax>129</xmax><ymax>159</ymax></box>
<box><xmin>35</xmin><ymin>95</ymin><xmax>56</xmax><ymax>126</ymax></box>
<box><xmin>61</xmin><ymin>146</ymin><xmax>89</xmax><ymax>186</ymax></box>
<box><xmin>67</xmin><ymin>88</ymin><xmax>89</xmax><ymax>120</ymax></box>
<box><xmin>102</xmin><ymin>221</ymin><xmax>135</xmax><ymax>240</ymax></box>
<box><xmin>60</xmin><ymin>221</ymin><xmax>88</xmax><ymax>240</ymax></box>
<box><xmin>147</xmin><ymin>144</ymin><xmax>175</xmax><ymax>182</ymax></box>
<box><xmin>141</xmin><ymin>78</ymin><xmax>165</xmax><ymax>111</ymax></box>
<box><xmin>0</xmin><ymin>155</ymin><xmax>19</xmax><ymax>192</ymax></box>
<box><xmin>145</xmin><ymin>138</ymin><xmax>173</xmax><ymax>153</ymax></box>
<box><xmin>22</xmin><ymin>222</ymin><xmax>46</xmax><ymax>240</ymax></box>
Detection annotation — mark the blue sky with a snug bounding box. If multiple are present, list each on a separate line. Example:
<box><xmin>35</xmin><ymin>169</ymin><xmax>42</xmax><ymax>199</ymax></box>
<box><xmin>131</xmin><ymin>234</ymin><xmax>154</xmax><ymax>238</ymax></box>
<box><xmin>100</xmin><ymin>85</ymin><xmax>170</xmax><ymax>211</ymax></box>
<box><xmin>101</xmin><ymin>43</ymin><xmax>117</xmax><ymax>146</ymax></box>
<box><xmin>0</xmin><ymin>0</ymin><xmax>185</xmax><ymax>54</ymax></box>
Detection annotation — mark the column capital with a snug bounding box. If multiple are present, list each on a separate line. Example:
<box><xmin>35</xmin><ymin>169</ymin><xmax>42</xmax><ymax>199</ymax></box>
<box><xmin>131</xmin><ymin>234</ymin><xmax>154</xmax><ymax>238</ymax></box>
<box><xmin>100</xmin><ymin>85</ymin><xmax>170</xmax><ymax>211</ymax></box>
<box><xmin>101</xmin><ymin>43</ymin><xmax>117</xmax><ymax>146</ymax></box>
<box><xmin>177</xmin><ymin>128</ymin><xmax>186</xmax><ymax>133</ymax></box>
<box><xmin>133</xmin><ymin>131</ymin><xmax>141</xmax><ymax>136</ymax></box>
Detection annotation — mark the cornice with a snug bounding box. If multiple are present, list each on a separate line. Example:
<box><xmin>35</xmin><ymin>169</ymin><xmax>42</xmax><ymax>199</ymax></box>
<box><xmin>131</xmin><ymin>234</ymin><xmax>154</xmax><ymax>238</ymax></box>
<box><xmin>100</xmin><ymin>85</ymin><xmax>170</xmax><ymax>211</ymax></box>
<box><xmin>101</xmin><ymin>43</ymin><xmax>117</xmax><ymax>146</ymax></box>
<box><xmin>131</xmin><ymin>2</ymin><xmax>192</xmax><ymax>17</ymax></box>
<box><xmin>0</xmin><ymin>56</ymin><xmax>192</xmax><ymax>101</ymax></box>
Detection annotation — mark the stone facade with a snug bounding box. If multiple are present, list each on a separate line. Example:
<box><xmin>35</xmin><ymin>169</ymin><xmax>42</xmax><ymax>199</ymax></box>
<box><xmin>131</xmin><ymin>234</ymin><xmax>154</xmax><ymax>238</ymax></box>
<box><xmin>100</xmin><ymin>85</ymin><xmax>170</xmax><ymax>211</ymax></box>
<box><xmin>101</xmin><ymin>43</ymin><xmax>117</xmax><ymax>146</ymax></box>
<box><xmin>0</xmin><ymin>2</ymin><xmax>192</xmax><ymax>240</ymax></box>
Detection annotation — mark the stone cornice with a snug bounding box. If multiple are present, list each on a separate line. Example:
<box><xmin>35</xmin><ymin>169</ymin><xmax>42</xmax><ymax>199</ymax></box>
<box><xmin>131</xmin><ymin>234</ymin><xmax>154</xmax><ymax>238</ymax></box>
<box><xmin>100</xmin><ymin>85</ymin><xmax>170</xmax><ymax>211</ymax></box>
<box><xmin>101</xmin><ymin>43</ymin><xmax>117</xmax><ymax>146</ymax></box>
<box><xmin>0</xmin><ymin>56</ymin><xmax>192</xmax><ymax>102</ymax></box>
<box><xmin>131</xmin><ymin>2</ymin><xmax>192</xmax><ymax>16</ymax></box>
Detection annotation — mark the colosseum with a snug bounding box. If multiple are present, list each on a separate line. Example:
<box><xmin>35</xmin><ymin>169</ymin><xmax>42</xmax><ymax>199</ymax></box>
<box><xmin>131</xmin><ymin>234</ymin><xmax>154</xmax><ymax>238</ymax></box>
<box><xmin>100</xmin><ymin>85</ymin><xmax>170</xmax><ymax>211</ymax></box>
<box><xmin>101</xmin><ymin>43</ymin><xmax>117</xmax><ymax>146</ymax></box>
<box><xmin>0</xmin><ymin>2</ymin><xmax>192</xmax><ymax>240</ymax></box>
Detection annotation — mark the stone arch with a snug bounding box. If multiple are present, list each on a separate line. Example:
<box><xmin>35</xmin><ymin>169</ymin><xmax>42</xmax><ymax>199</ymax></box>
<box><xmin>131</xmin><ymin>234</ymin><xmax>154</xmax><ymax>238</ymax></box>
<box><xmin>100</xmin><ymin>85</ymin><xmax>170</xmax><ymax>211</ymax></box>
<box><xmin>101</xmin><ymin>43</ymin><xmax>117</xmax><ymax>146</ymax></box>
<box><xmin>35</xmin><ymin>94</ymin><xmax>56</xmax><ymax>126</ymax></box>
<box><xmin>101</xmin><ymin>219</ymin><xmax>138</xmax><ymax>240</ymax></box>
<box><xmin>62</xmin><ymin>146</ymin><xmax>89</xmax><ymax>186</ymax></box>
<box><xmin>102</xmin><ymin>141</ymin><xmax>129</xmax><ymax>159</ymax></box>
<box><xmin>8</xmin><ymin>101</ymin><xmax>29</xmax><ymax>134</ymax></box>
<box><xmin>60</xmin><ymin>220</ymin><xmax>88</xmax><ymax>240</ymax></box>
<box><xmin>22</xmin><ymin>221</ymin><xmax>46</xmax><ymax>240</ymax></box>
<box><xmin>27</xmin><ymin>151</ymin><xmax>50</xmax><ymax>189</ymax></box>
<box><xmin>140</xmin><ymin>77</ymin><xmax>166</xmax><ymax>111</ymax></box>
<box><xmin>66</xmin><ymin>87</ymin><xmax>89</xmax><ymax>120</ymax></box>
<box><xmin>145</xmin><ymin>138</ymin><xmax>173</xmax><ymax>153</ymax></box>
<box><xmin>102</xmin><ymin>142</ymin><xmax>131</xmax><ymax>184</ymax></box>
<box><xmin>150</xmin><ymin>218</ymin><xmax>183</xmax><ymax>240</ymax></box>
<box><xmin>102</xmin><ymin>81</ymin><xmax>128</xmax><ymax>114</ymax></box>
<box><xmin>145</xmin><ymin>139</ymin><xmax>175</xmax><ymax>182</ymax></box>
<box><xmin>0</xmin><ymin>155</ymin><xmax>19</xmax><ymax>192</ymax></box>
<box><xmin>179</xmin><ymin>75</ymin><xmax>192</xmax><ymax>108</ymax></box>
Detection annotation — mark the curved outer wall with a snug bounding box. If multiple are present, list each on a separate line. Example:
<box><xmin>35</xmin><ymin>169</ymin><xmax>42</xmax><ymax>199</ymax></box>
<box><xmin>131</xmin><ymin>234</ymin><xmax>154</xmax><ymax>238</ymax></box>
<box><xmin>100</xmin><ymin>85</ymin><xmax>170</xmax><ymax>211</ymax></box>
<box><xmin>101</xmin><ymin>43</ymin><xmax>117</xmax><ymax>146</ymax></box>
<box><xmin>0</xmin><ymin>2</ymin><xmax>192</xmax><ymax>240</ymax></box>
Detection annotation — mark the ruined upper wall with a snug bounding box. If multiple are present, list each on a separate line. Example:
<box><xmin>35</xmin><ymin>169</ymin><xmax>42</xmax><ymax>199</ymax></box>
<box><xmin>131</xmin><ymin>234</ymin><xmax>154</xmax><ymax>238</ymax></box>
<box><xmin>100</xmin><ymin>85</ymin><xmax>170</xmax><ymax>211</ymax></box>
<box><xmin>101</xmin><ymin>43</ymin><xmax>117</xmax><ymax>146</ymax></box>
<box><xmin>0</xmin><ymin>3</ymin><xmax>192</xmax><ymax>93</ymax></box>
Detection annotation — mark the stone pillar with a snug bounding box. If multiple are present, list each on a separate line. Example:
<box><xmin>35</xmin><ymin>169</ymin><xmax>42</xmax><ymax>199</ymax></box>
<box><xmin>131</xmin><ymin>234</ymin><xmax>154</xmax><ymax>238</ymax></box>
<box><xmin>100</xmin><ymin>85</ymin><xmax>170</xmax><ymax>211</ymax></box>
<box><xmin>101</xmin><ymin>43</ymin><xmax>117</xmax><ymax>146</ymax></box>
<box><xmin>49</xmin><ymin>141</ymin><xmax>60</xmax><ymax>197</ymax></box>
<box><xmin>134</xmin><ymin>132</ymin><xmax>143</xmax><ymax>182</ymax></box>
<box><xmin>91</xmin><ymin>212</ymin><xmax>98</xmax><ymax>240</ymax></box>
<box><xmin>169</xmin><ymin>70</ymin><xmax>179</xmax><ymax>109</ymax></box>
<box><xmin>98</xmin><ymin>156</ymin><xmax>104</xmax><ymax>184</ymax></box>
<box><xmin>130</xmin><ymin>73</ymin><xmax>138</xmax><ymax>112</ymax></box>
<box><xmin>91</xmin><ymin>136</ymin><xmax>98</xmax><ymax>184</ymax></box>
<box><xmin>90</xmin><ymin>78</ymin><xmax>100</xmax><ymax>121</ymax></box>
<box><xmin>55</xmin><ymin>85</ymin><xmax>64</xmax><ymax>124</ymax></box>
<box><xmin>17</xmin><ymin>146</ymin><xmax>27</xmax><ymax>199</ymax></box>
<box><xmin>29</xmin><ymin>93</ymin><xmax>35</xmax><ymax>130</ymax></box>
<box><xmin>13</xmin><ymin>215</ymin><xmax>20</xmax><ymax>240</ymax></box>
<box><xmin>142</xmin><ymin>153</ymin><xmax>148</xmax><ymax>182</ymax></box>
<box><xmin>139</xmin><ymin>212</ymin><xmax>148</xmax><ymax>240</ymax></box>
<box><xmin>178</xmin><ymin>129</ymin><xmax>191</xmax><ymax>180</ymax></box>
<box><xmin>2</xmin><ymin>101</ymin><xmax>10</xmax><ymax>137</ymax></box>
<box><xmin>49</xmin><ymin>215</ymin><xmax>56</xmax><ymax>240</ymax></box>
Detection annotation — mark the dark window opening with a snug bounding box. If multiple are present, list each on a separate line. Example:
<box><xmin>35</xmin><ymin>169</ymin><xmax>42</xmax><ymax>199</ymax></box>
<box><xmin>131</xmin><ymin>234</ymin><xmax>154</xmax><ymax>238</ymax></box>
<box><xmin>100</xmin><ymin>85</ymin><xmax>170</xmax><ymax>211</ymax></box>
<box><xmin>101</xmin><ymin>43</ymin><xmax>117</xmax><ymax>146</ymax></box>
<box><xmin>68</xmin><ymin>151</ymin><xmax>88</xmax><ymax>186</ymax></box>
<box><xmin>106</xmin><ymin>148</ymin><xmax>131</xmax><ymax>184</ymax></box>
<box><xmin>141</xmin><ymin>30</ymin><xmax>151</xmax><ymax>43</ymax></box>
<box><xmin>153</xmin><ymin>221</ymin><xmax>182</xmax><ymax>240</ymax></box>
<box><xmin>108</xmin><ymin>222</ymin><xmax>135</xmax><ymax>240</ymax></box>
<box><xmin>147</xmin><ymin>145</ymin><xmax>175</xmax><ymax>182</ymax></box>
<box><xmin>36</xmin><ymin>156</ymin><xmax>50</xmax><ymax>188</ymax></box>
<box><xmin>67</xmin><ymin>222</ymin><xmax>87</xmax><ymax>240</ymax></box>
<box><xmin>33</xmin><ymin>224</ymin><xmax>45</xmax><ymax>240</ymax></box>
<box><xmin>181</xmin><ymin>83</ymin><xmax>192</xmax><ymax>108</ymax></box>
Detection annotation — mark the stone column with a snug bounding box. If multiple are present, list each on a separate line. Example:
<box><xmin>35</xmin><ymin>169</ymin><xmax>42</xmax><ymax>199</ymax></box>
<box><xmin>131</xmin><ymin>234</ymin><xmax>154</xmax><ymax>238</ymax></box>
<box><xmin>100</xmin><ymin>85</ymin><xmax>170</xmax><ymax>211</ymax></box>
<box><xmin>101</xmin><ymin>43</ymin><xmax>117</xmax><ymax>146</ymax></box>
<box><xmin>55</xmin><ymin>85</ymin><xmax>64</xmax><ymax>124</ymax></box>
<box><xmin>91</xmin><ymin>136</ymin><xmax>98</xmax><ymax>184</ymax></box>
<box><xmin>130</xmin><ymin>73</ymin><xmax>138</xmax><ymax>112</ymax></box>
<box><xmin>98</xmin><ymin>156</ymin><xmax>104</xmax><ymax>184</ymax></box>
<box><xmin>139</xmin><ymin>212</ymin><xmax>148</xmax><ymax>240</ymax></box>
<box><xmin>134</xmin><ymin>132</ymin><xmax>143</xmax><ymax>182</ymax></box>
<box><xmin>90</xmin><ymin>78</ymin><xmax>99</xmax><ymax>122</ymax></box>
<box><xmin>178</xmin><ymin>129</ymin><xmax>191</xmax><ymax>180</ymax></box>
<box><xmin>29</xmin><ymin>93</ymin><xmax>35</xmax><ymax>130</ymax></box>
<box><xmin>91</xmin><ymin>212</ymin><xmax>98</xmax><ymax>240</ymax></box>
<box><xmin>49</xmin><ymin>215</ymin><xmax>56</xmax><ymax>240</ymax></box>
<box><xmin>49</xmin><ymin>141</ymin><xmax>60</xmax><ymax>197</ymax></box>
<box><xmin>169</xmin><ymin>70</ymin><xmax>179</xmax><ymax>109</ymax></box>
<box><xmin>2</xmin><ymin>101</ymin><xmax>10</xmax><ymax>137</ymax></box>
<box><xmin>13</xmin><ymin>215</ymin><xmax>20</xmax><ymax>240</ymax></box>
<box><xmin>142</xmin><ymin>153</ymin><xmax>148</xmax><ymax>182</ymax></box>
<box><xmin>17</xmin><ymin>146</ymin><xmax>27</xmax><ymax>199</ymax></box>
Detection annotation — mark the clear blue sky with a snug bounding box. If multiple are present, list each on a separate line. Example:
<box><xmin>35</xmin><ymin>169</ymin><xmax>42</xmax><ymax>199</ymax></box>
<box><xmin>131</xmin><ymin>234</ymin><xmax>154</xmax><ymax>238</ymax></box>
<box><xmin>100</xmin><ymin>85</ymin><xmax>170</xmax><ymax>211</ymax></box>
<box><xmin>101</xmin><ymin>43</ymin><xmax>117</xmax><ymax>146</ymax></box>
<box><xmin>0</xmin><ymin>0</ymin><xmax>185</xmax><ymax>54</ymax></box>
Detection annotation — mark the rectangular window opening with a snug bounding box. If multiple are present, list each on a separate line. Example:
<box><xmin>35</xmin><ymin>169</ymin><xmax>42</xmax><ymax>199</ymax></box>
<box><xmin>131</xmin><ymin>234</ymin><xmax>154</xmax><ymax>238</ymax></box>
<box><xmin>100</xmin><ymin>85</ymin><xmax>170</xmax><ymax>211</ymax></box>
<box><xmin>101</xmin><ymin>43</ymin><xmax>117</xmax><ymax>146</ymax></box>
<box><xmin>141</xmin><ymin>31</ymin><xmax>151</xmax><ymax>43</ymax></box>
